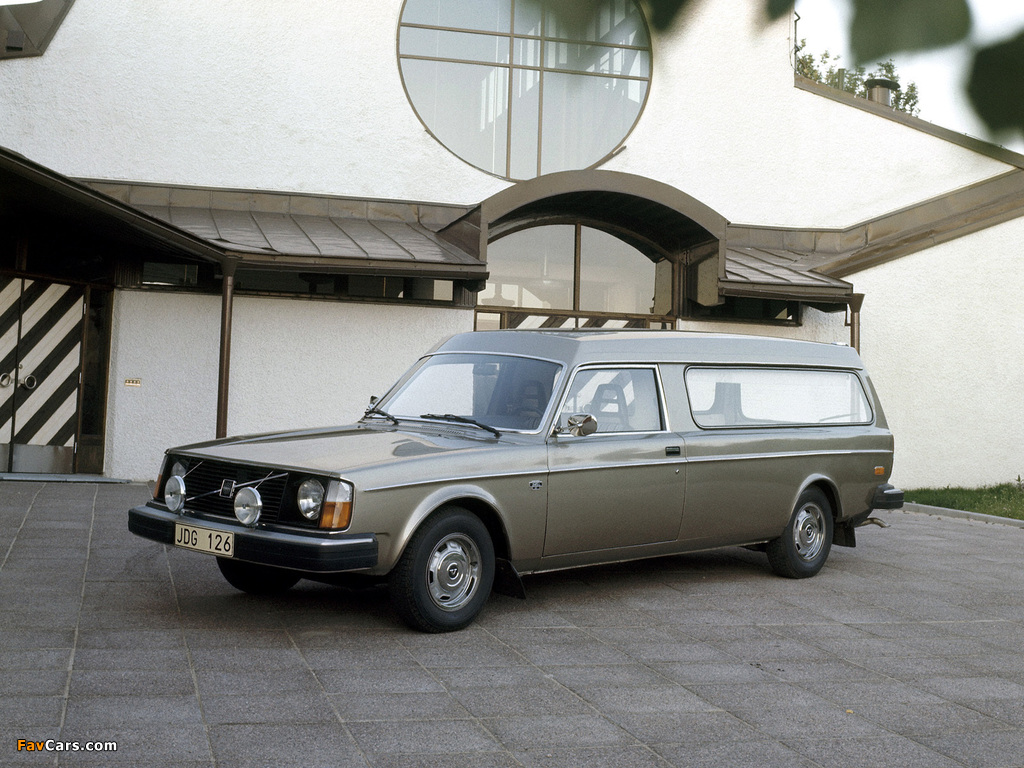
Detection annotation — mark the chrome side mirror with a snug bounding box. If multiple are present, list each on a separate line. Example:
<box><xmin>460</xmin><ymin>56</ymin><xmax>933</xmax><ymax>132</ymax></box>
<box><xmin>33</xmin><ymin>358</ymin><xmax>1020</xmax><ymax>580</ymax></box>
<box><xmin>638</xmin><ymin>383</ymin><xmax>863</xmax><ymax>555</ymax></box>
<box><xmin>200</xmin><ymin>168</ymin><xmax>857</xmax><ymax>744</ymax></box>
<box><xmin>567</xmin><ymin>413</ymin><xmax>598</xmax><ymax>437</ymax></box>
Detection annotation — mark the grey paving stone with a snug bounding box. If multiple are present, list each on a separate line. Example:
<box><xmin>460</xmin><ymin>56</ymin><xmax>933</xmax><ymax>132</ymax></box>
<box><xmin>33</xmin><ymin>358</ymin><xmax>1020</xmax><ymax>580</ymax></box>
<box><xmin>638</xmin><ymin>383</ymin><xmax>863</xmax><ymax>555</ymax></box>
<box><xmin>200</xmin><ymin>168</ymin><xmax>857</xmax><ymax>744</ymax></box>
<box><xmin>0</xmin><ymin>696</ymin><xmax>65</xmax><ymax>727</ymax></box>
<box><xmin>69</xmin><ymin>669</ymin><xmax>196</xmax><ymax>697</ymax></box>
<box><xmin>62</xmin><ymin>694</ymin><xmax>203</xmax><ymax>728</ymax></box>
<box><xmin>513</xmin><ymin>745</ymin><xmax>671</xmax><ymax>768</ymax></box>
<box><xmin>202</xmin><ymin>692</ymin><xmax>340</xmax><ymax>725</ymax></box>
<box><xmin>656</xmin><ymin>738</ymin><xmax>822</xmax><ymax>768</ymax></box>
<box><xmin>332</xmin><ymin>691</ymin><xmax>470</xmax><ymax>722</ymax></box>
<box><xmin>785</xmin><ymin>736</ymin><xmax>968</xmax><ymax>768</ymax></box>
<box><xmin>0</xmin><ymin>670</ymin><xmax>69</xmax><ymax>697</ymax></box>
<box><xmin>56</xmin><ymin>724</ymin><xmax>213</xmax><ymax>764</ymax></box>
<box><xmin>483</xmin><ymin>714</ymin><xmax>633</xmax><ymax>750</ymax></box>
<box><xmin>450</xmin><ymin>683</ymin><xmax>590</xmax><ymax>718</ymax></box>
<box><xmin>608</xmin><ymin>711</ymin><xmax>763</xmax><ymax>745</ymax></box>
<box><xmin>347</xmin><ymin>718</ymin><xmax>500</xmax><ymax>755</ymax></box>
<box><xmin>209</xmin><ymin>723</ymin><xmax>364</xmax><ymax>768</ymax></box>
<box><xmin>316</xmin><ymin>667</ymin><xmax>447</xmax><ymax>695</ymax></box>
<box><xmin>9</xmin><ymin>488</ymin><xmax>1024</xmax><ymax>767</ymax></box>
<box><xmin>918</xmin><ymin>729</ymin><xmax>1024</xmax><ymax>768</ymax></box>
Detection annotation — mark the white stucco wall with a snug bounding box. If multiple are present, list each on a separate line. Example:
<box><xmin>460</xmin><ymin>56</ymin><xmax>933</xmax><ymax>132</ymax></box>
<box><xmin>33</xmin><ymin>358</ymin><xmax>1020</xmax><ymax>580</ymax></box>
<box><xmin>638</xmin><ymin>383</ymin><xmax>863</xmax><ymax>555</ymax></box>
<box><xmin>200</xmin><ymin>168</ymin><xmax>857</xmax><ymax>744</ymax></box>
<box><xmin>105</xmin><ymin>291</ymin><xmax>221</xmax><ymax>482</ymax></box>
<box><xmin>0</xmin><ymin>0</ymin><xmax>1014</xmax><ymax>228</ymax></box>
<box><xmin>106</xmin><ymin>291</ymin><xmax>472</xmax><ymax>481</ymax></box>
<box><xmin>852</xmin><ymin>217</ymin><xmax>1024</xmax><ymax>489</ymax></box>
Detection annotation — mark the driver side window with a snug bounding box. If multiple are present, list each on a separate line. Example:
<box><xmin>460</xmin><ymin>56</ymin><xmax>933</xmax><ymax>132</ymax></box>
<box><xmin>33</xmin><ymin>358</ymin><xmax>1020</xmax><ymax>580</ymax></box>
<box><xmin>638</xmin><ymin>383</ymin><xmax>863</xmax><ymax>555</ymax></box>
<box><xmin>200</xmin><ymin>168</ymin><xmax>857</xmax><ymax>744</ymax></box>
<box><xmin>558</xmin><ymin>368</ymin><xmax>662</xmax><ymax>433</ymax></box>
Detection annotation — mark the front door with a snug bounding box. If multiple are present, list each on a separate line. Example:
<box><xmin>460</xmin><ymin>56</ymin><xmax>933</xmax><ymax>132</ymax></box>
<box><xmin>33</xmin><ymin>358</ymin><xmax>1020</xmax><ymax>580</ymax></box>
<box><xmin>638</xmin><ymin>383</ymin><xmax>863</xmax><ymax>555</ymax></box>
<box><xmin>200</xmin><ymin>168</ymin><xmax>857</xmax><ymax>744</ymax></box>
<box><xmin>544</xmin><ymin>366</ymin><xmax>684</xmax><ymax>556</ymax></box>
<box><xmin>0</xmin><ymin>276</ymin><xmax>86</xmax><ymax>473</ymax></box>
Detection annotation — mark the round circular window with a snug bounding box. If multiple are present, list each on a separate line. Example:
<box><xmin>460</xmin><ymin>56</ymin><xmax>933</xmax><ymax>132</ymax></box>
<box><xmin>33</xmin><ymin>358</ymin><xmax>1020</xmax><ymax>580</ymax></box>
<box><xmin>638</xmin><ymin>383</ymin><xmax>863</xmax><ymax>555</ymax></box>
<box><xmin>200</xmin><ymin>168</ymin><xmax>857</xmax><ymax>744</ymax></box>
<box><xmin>398</xmin><ymin>0</ymin><xmax>652</xmax><ymax>181</ymax></box>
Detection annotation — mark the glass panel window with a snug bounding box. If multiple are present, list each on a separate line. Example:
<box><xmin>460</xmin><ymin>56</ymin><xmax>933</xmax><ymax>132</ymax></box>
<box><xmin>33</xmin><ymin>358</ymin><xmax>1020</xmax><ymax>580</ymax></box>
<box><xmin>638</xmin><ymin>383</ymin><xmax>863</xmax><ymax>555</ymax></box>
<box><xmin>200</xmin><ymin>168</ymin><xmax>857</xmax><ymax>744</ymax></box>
<box><xmin>398</xmin><ymin>0</ymin><xmax>651</xmax><ymax>180</ymax></box>
<box><xmin>579</xmin><ymin>227</ymin><xmax>657</xmax><ymax>314</ymax></box>
<box><xmin>540</xmin><ymin>73</ymin><xmax>647</xmax><ymax>174</ymax></box>
<box><xmin>401</xmin><ymin>59</ymin><xmax>509</xmax><ymax>174</ymax></box>
<box><xmin>684</xmin><ymin>367</ymin><xmax>873</xmax><ymax>428</ymax></box>
<box><xmin>401</xmin><ymin>0</ymin><xmax>512</xmax><ymax>33</ymax></box>
<box><xmin>400</xmin><ymin>28</ymin><xmax>509</xmax><ymax>65</ymax></box>
<box><xmin>383</xmin><ymin>353</ymin><xmax>562</xmax><ymax>432</ymax></box>
<box><xmin>480</xmin><ymin>225</ymin><xmax>575</xmax><ymax>309</ymax></box>
<box><xmin>558</xmin><ymin>367</ymin><xmax>662</xmax><ymax>433</ymax></box>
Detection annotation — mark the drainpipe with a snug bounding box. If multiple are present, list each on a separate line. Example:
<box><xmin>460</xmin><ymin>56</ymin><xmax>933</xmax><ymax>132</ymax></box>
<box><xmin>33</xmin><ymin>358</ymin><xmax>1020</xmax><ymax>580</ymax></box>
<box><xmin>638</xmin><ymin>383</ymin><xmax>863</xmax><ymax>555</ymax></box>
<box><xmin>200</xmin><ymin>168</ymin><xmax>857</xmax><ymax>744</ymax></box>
<box><xmin>847</xmin><ymin>293</ymin><xmax>864</xmax><ymax>352</ymax></box>
<box><xmin>216</xmin><ymin>260</ymin><xmax>237</xmax><ymax>438</ymax></box>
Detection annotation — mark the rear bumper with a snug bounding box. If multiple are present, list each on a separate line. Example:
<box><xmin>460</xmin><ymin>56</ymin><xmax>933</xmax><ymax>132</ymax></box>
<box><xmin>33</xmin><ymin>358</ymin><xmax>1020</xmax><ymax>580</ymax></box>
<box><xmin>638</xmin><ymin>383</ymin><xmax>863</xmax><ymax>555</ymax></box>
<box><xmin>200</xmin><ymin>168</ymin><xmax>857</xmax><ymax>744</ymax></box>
<box><xmin>871</xmin><ymin>483</ymin><xmax>905</xmax><ymax>510</ymax></box>
<box><xmin>128</xmin><ymin>503</ymin><xmax>378</xmax><ymax>573</ymax></box>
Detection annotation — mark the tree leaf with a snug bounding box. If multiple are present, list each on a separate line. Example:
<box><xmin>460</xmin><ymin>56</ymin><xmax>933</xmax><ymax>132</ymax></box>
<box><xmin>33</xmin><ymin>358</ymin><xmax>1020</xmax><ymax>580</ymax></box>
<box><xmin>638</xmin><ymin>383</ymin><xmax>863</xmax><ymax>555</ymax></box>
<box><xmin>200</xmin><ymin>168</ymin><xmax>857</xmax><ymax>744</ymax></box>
<box><xmin>766</xmin><ymin>0</ymin><xmax>795</xmax><ymax>21</ymax></box>
<box><xmin>643</xmin><ymin>0</ymin><xmax>693</xmax><ymax>31</ymax></box>
<box><xmin>849</xmin><ymin>0</ymin><xmax>971</xmax><ymax>62</ymax></box>
<box><xmin>967</xmin><ymin>31</ymin><xmax>1024</xmax><ymax>135</ymax></box>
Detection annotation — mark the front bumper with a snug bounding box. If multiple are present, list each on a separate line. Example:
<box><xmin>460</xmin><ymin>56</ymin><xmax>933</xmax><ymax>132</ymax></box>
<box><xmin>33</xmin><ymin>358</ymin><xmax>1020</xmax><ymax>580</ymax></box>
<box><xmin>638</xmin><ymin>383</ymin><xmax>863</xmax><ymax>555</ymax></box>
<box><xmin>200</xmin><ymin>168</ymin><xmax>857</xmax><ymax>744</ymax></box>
<box><xmin>129</xmin><ymin>503</ymin><xmax>378</xmax><ymax>573</ymax></box>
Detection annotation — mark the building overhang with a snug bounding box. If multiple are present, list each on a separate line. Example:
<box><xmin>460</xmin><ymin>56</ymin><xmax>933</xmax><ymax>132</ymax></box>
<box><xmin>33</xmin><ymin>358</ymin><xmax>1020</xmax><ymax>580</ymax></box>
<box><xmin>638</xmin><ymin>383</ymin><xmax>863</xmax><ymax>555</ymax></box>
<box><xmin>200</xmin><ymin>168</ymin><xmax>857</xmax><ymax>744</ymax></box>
<box><xmin>0</xmin><ymin>146</ymin><xmax>487</xmax><ymax>282</ymax></box>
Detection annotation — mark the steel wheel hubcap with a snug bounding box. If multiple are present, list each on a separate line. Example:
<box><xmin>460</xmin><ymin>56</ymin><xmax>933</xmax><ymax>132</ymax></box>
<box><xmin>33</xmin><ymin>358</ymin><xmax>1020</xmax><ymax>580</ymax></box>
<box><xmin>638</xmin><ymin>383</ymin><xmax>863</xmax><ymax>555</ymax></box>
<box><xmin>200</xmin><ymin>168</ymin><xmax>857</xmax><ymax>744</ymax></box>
<box><xmin>793</xmin><ymin>503</ymin><xmax>826</xmax><ymax>561</ymax></box>
<box><xmin>426</xmin><ymin>533</ymin><xmax>481</xmax><ymax>611</ymax></box>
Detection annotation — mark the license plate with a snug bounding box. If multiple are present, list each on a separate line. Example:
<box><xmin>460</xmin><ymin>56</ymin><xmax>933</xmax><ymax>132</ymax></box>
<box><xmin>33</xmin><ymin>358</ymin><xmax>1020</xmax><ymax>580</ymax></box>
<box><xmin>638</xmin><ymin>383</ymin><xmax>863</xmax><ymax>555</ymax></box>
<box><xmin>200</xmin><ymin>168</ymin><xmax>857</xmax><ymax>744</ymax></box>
<box><xmin>174</xmin><ymin>523</ymin><xmax>234</xmax><ymax>557</ymax></box>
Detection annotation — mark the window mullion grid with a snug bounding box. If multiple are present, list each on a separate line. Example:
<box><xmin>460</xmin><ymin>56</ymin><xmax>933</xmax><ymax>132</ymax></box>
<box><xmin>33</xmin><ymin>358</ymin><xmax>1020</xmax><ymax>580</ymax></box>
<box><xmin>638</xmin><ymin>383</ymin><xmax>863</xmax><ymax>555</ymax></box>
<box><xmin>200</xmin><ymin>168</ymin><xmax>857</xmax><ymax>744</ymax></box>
<box><xmin>506</xmin><ymin>0</ymin><xmax>516</xmax><ymax>178</ymax></box>
<box><xmin>573</xmin><ymin>224</ymin><xmax>582</xmax><ymax>314</ymax></box>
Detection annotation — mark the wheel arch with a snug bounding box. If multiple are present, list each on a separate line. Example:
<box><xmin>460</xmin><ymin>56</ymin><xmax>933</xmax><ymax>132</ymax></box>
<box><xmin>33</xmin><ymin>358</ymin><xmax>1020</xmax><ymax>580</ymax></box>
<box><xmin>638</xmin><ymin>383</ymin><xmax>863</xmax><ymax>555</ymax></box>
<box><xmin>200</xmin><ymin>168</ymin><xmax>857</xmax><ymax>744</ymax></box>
<box><xmin>800</xmin><ymin>476</ymin><xmax>842</xmax><ymax>520</ymax></box>
<box><xmin>392</xmin><ymin>485</ymin><xmax>512</xmax><ymax>570</ymax></box>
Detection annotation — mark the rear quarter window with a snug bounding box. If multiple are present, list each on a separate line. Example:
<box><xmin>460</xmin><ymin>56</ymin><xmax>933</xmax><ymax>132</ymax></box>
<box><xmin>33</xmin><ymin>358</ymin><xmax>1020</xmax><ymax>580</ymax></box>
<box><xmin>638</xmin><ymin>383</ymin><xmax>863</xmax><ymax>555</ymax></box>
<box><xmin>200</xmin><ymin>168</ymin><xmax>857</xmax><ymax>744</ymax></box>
<box><xmin>684</xmin><ymin>367</ymin><xmax>872</xmax><ymax>428</ymax></box>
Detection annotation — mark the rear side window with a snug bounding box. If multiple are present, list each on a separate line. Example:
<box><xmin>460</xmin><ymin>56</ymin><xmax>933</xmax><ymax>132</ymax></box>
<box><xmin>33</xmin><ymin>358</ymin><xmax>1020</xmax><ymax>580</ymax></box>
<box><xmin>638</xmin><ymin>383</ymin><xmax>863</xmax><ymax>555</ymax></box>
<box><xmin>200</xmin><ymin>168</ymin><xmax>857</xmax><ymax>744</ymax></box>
<box><xmin>684</xmin><ymin>367</ymin><xmax>872</xmax><ymax>428</ymax></box>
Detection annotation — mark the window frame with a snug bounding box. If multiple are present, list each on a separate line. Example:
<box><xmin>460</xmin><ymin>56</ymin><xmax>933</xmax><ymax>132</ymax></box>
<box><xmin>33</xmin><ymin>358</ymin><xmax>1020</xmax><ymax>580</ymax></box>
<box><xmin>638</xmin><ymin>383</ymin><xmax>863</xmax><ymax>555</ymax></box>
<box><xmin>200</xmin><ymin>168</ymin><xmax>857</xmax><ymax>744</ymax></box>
<box><xmin>555</xmin><ymin>364</ymin><xmax>668</xmax><ymax>436</ymax></box>
<box><xmin>396</xmin><ymin>0</ymin><xmax>653</xmax><ymax>181</ymax></box>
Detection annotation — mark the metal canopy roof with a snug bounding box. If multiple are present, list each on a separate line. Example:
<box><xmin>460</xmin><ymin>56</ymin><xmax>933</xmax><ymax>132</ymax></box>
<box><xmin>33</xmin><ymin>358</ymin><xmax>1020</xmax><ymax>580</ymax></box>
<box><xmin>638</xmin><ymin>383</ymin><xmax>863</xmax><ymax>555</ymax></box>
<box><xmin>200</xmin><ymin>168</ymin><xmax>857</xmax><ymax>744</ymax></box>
<box><xmin>0</xmin><ymin>146</ymin><xmax>486</xmax><ymax>281</ymax></box>
<box><xmin>132</xmin><ymin>203</ymin><xmax>485</xmax><ymax>279</ymax></box>
<box><xmin>722</xmin><ymin>246</ymin><xmax>853</xmax><ymax>302</ymax></box>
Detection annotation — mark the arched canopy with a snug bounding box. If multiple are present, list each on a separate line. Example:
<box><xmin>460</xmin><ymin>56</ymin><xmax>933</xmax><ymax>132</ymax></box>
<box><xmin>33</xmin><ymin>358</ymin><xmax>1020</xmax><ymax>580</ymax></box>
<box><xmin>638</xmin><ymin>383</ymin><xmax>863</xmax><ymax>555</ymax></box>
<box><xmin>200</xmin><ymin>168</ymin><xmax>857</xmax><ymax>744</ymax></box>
<box><xmin>480</xmin><ymin>170</ymin><xmax>727</xmax><ymax>259</ymax></box>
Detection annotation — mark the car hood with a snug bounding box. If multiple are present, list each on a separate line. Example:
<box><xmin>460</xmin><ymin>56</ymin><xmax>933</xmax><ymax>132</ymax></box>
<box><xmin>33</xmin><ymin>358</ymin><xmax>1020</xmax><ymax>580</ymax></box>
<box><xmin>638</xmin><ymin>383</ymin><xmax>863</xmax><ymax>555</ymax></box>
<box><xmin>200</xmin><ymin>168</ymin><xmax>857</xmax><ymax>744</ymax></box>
<box><xmin>171</xmin><ymin>423</ymin><xmax>517</xmax><ymax>478</ymax></box>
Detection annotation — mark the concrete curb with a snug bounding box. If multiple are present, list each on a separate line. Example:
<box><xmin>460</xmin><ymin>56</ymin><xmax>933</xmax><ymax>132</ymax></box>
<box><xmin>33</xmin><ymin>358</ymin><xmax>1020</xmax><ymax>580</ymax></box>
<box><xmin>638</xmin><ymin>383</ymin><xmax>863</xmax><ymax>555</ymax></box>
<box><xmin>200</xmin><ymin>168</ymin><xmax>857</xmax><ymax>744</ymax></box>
<box><xmin>900</xmin><ymin>501</ymin><xmax>1024</xmax><ymax>529</ymax></box>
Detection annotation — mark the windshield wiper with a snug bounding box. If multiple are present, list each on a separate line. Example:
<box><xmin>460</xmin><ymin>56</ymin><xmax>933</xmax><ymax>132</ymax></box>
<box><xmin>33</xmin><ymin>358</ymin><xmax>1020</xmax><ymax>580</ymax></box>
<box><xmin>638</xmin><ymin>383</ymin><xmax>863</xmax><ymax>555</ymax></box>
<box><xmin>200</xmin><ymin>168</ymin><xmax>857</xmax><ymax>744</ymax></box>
<box><xmin>420</xmin><ymin>413</ymin><xmax>500</xmax><ymax>438</ymax></box>
<box><xmin>363</xmin><ymin>405</ymin><xmax>399</xmax><ymax>425</ymax></box>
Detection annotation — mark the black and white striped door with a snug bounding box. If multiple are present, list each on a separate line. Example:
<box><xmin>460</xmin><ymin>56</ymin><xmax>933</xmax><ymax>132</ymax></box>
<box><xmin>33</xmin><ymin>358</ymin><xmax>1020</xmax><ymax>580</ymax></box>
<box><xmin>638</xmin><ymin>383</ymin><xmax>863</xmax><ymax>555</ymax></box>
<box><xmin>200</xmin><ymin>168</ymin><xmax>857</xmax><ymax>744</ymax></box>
<box><xmin>0</xmin><ymin>276</ymin><xmax>86</xmax><ymax>473</ymax></box>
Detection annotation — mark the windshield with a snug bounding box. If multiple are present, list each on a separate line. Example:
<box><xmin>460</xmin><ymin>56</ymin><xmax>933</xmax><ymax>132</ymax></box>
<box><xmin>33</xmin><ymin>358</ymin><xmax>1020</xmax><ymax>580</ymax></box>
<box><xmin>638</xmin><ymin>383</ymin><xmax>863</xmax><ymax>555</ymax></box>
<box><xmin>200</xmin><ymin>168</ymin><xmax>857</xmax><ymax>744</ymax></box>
<box><xmin>382</xmin><ymin>353</ymin><xmax>563</xmax><ymax>432</ymax></box>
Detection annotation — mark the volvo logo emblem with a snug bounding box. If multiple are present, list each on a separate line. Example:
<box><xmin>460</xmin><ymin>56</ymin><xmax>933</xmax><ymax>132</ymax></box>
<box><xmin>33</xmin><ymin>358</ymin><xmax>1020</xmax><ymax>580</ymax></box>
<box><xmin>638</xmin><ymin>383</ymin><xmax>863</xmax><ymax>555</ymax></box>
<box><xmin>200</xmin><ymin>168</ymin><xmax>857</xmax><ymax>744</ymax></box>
<box><xmin>219</xmin><ymin>480</ymin><xmax>236</xmax><ymax>498</ymax></box>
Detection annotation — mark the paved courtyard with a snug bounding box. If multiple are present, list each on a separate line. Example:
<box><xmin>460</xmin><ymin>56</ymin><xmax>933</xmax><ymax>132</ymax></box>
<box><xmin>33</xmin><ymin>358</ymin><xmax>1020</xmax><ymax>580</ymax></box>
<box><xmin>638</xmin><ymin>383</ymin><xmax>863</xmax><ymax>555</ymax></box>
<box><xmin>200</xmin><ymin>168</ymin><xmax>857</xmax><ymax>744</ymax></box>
<box><xmin>4</xmin><ymin>481</ymin><xmax>1024</xmax><ymax>767</ymax></box>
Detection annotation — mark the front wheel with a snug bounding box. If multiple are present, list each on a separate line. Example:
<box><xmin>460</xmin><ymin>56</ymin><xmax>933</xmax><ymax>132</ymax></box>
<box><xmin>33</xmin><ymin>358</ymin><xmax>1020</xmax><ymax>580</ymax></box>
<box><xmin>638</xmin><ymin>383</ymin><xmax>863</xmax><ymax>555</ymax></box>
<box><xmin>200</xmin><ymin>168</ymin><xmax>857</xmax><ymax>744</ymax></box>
<box><xmin>389</xmin><ymin>507</ymin><xmax>495</xmax><ymax>633</ymax></box>
<box><xmin>216</xmin><ymin>557</ymin><xmax>302</xmax><ymax>595</ymax></box>
<box><xmin>766</xmin><ymin>488</ymin><xmax>833</xmax><ymax>579</ymax></box>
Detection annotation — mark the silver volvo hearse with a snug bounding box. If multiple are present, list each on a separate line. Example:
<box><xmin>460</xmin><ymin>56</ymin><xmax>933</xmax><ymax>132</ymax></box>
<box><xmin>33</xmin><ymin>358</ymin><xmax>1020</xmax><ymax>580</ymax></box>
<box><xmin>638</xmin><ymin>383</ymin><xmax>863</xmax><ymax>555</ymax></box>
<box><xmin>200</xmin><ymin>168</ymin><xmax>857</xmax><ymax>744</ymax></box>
<box><xmin>129</xmin><ymin>330</ymin><xmax>903</xmax><ymax>632</ymax></box>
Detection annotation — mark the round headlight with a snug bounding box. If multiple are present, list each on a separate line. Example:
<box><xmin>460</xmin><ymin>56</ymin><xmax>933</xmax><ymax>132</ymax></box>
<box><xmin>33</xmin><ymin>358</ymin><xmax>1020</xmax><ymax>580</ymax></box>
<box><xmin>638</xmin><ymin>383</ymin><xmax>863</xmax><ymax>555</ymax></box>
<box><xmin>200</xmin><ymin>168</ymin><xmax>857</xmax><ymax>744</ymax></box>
<box><xmin>165</xmin><ymin>475</ymin><xmax>186</xmax><ymax>513</ymax></box>
<box><xmin>297</xmin><ymin>479</ymin><xmax>325</xmax><ymax>520</ymax></box>
<box><xmin>234</xmin><ymin>487</ymin><xmax>262</xmax><ymax>526</ymax></box>
<box><xmin>171</xmin><ymin>460</ymin><xmax>188</xmax><ymax>478</ymax></box>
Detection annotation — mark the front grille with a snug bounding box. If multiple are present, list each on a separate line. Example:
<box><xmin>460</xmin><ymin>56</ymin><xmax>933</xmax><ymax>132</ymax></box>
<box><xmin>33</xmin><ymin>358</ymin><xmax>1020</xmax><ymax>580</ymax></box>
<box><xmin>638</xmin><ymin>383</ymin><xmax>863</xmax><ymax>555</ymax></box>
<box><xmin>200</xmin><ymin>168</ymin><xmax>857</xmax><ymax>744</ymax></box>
<box><xmin>179</xmin><ymin>459</ymin><xmax>289</xmax><ymax>524</ymax></box>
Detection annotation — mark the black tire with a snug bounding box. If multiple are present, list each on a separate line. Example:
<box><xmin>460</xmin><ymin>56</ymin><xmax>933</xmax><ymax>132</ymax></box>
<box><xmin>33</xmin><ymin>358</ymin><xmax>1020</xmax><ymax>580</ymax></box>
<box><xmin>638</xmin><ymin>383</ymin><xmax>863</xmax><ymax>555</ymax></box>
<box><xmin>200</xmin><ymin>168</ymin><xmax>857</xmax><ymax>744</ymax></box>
<box><xmin>766</xmin><ymin>487</ymin><xmax>833</xmax><ymax>579</ymax></box>
<box><xmin>389</xmin><ymin>507</ymin><xmax>495</xmax><ymax>633</ymax></box>
<box><xmin>216</xmin><ymin>557</ymin><xmax>301</xmax><ymax>595</ymax></box>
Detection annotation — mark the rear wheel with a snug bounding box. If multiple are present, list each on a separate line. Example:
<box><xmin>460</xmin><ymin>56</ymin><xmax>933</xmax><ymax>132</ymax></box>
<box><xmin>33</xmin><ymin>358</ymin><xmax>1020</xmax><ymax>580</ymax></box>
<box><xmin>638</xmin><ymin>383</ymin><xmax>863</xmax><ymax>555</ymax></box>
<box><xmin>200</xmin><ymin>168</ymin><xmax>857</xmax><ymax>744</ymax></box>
<box><xmin>216</xmin><ymin>557</ymin><xmax>301</xmax><ymax>595</ymax></box>
<box><xmin>767</xmin><ymin>487</ymin><xmax>833</xmax><ymax>579</ymax></box>
<box><xmin>389</xmin><ymin>507</ymin><xmax>495</xmax><ymax>633</ymax></box>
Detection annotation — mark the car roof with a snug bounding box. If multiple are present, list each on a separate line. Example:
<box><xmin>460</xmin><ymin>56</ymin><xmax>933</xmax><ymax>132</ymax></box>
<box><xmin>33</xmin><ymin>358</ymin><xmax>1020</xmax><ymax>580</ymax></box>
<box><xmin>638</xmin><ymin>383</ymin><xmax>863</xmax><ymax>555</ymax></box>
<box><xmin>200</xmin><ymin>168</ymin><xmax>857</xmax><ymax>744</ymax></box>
<box><xmin>432</xmin><ymin>330</ymin><xmax>866</xmax><ymax>370</ymax></box>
